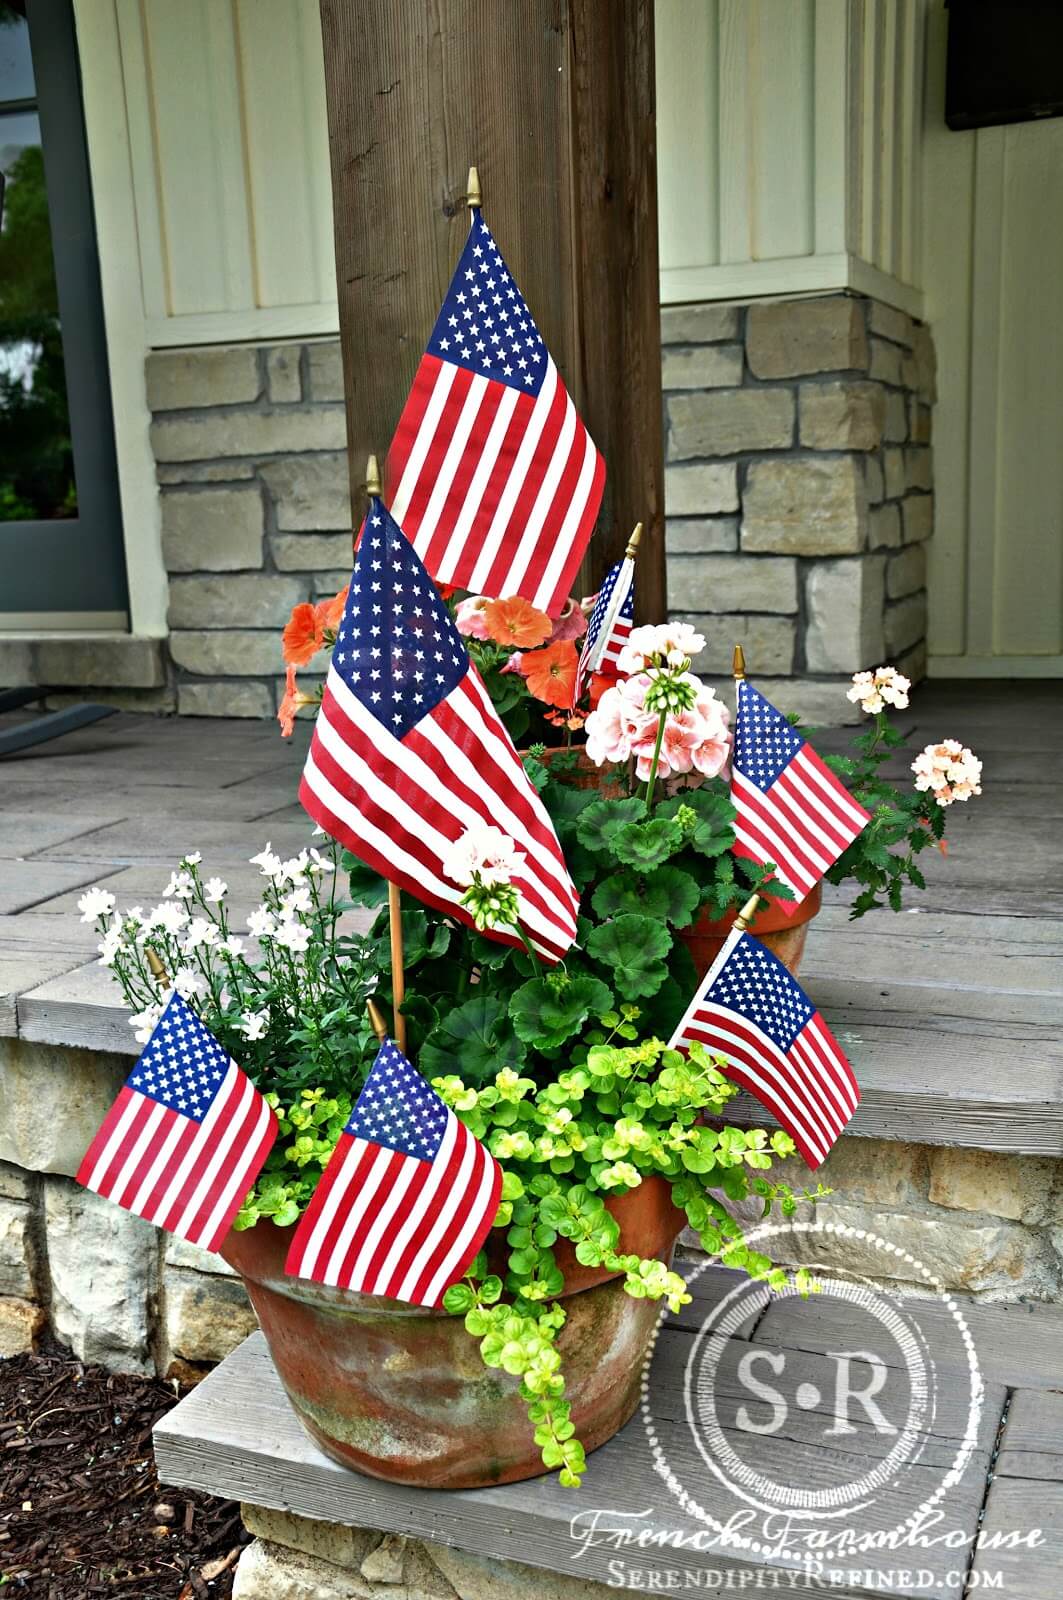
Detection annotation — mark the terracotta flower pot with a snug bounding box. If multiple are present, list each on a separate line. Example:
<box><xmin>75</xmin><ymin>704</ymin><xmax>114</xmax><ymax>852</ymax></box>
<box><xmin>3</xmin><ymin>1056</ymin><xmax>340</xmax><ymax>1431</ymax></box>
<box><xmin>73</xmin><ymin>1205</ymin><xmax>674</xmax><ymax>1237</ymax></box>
<box><xmin>220</xmin><ymin>1175</ymin><xmax>684</xmax><ymax>1490</ymax></box>
<box><xmin>529</xmin><ymin>745</ymin><xmax>626</xmax><ymax>796</ymax></box>
<box><xmin>676</xmin><ymin>882</ymin><xmax>822</xmax><ymax>980</ymax></box>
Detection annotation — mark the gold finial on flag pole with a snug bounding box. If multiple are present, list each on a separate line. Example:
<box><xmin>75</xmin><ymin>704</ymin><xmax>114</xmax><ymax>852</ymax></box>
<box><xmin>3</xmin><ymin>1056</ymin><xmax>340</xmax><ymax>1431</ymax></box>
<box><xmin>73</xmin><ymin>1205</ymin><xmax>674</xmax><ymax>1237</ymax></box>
<box><xmin>387</xmin><ymin>882</ymin><xmax>407</xmax><ymax>1053</ymax></box>
<box><xmin>466</xmin><ymin>165</ymin><xmax>482</xmax><ymax>210</ymax></box>
<box><xmin>733</xmin><ymin>893</ymin><xmax>761</xmax><ymax>933</ymax></box>
<box><xmin>625</xmin><ymin>521</ymin><xmax>644</xmax><ymax>561</ymax></box>
<box><xmin>365</xmin><ymin>454</ymin><xmax>382</xmax><ymax>498</ymax></box>
<box><xmin>732</xmin><ymin>643</ymin><xmax>746</xmax><ymax>681</ymax></box>
<box><xmin>367</xmin><ymin>998</ymin><xmax>389</xmax><ymax>1043</ymax></box>
<box><xmin>145</xmin><ymin>947</ymin><xmax>171</xmax><ymax>988</ymax></box>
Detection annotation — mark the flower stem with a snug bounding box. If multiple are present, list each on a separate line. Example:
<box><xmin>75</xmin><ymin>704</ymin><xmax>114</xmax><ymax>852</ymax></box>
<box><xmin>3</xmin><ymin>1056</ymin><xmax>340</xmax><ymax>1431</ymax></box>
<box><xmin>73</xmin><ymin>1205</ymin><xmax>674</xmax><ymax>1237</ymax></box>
<box><xmin>643</xmin><ymin>709</ymin><xmax>668</xmax><ymax>813</ymax></box>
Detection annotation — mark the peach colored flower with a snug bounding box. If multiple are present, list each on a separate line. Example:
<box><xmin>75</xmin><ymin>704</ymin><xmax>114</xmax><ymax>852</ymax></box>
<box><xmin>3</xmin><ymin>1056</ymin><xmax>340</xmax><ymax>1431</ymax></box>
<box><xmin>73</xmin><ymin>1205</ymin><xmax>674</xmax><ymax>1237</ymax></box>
<box><xmin>519</xmin><ymin>639</ymin><xmax>579</xmax><ymax>709</ymax></box>
<box><xmin>282</xmin><ymin>602</ymin><xmax>325</xmax><ymax>667</ymax></box>
<box><xmin>689</xmin><ymin>685</ymin><xmax>732</xmax><ymax>778</ymax></box>
<box><xmin>912</xmin><ymin>739</ymin><xmax>982</xmax><ymax>805</ymax></box>
<box><xmin>631</xmin><ymin>712</ymin><xmax>700</xmax><ymax>782</ymax></box>
<box><xmin>617</xmin><ymin>622</ymin><xmax>705</xmax><ymax>675</ymax></box>
<box><xmin>277</xmin><ymin>667</ymin><xmax>301</xmax><ymax>737</ymax></box>
<box><xmin>584</xmin><ymin>674</ymin><xmax>658</xmax><ymax>766</ymax></box>
<box><xmin>483</xmin><ymin>596</ymin><xmax>554</xmax><ymax>650</ymax></box>
<box><xmin>847</xmin><ymin>665</ymin><xmax>911</xmax><ymax>715</ymax></box>
<box><xmin>314</xmin><ymin>584</ymin><xmax>349</xmax><ymax>636</ymax></box>
<box><xmin>455</xmin><ymin>596</ymin><xmax>491</xmax><ymax>639</ymax></box>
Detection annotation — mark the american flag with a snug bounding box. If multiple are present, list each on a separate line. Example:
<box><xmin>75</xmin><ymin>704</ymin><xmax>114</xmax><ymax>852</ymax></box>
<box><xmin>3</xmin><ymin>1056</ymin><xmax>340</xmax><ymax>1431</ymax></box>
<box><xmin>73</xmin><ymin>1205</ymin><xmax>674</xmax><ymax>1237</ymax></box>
<box><xmin>76</xmin><ymin>994</ymin><xmax>277</xmax><ymax>1250</ymax></box>
<box><xmin>732</xmin><ymin>680</ymin><xmax>870</xmax><ymax>914</ymax></box>
<box><xmin>285</xmin><ymin>1036</ymin><xmax>502</xmax><ymax>1305</ymax></box>
<box><xmin>668</xmin><ymin>929</ymin><xmax>860</xmax><ymax>1169</ymax></box>
<box><xmin>299</xmin><ymin>498</ymin><xmax>580</xmax><ymax>963</ymax></box>
<box><xmin>386</xmin><ymin>210</ymin><xmax>604</xmax><ymax>616</ymax></box>
<box><xmin>574</xmin><ymin>553</ymin><xmax>635</xmax><ymax>702</ymax></box>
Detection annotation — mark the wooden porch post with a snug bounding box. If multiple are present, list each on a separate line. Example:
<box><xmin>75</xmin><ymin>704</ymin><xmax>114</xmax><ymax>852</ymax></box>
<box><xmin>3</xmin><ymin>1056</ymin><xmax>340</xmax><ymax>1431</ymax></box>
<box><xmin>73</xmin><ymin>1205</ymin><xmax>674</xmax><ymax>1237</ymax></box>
<box><xmin>318</xmin><ymin>0</ymin><xmax>665</xmax><ymax>620</ymax></box>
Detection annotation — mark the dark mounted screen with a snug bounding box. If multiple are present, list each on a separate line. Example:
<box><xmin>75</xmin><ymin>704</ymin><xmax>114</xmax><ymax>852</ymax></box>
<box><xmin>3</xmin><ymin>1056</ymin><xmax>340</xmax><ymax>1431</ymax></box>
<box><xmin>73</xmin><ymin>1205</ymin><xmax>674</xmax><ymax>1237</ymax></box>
<box><xmin>946</xmin><ymin>1</ymin><xmax>1063</xmax><ymax>131</ymax></box>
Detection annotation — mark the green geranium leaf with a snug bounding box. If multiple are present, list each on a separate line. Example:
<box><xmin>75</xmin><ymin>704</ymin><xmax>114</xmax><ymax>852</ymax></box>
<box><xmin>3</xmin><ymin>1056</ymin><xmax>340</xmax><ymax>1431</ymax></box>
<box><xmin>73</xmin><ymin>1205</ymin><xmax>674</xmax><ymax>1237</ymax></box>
<box><xmin>420</xmin><ymin>996</ymin><xmax>526</xmax><ymax>1083</ymax></box>
<box><xmin>340</xmin><ymin>853</ymin><xmax>390</xmax><ymax>908</ymax></box>
<box><xmin>575</xmin><ymin>797</ymin><xmax>646</xmax><ymax>856</ymax></box>
<box><xmin>398</xmin><ymin>911</ymin><xmax>452</xmax><ymax>969</ymax></box>
<box><xmin>585</xmin><ymin>915</ymin><xmax>672</xmax><ymax>999</ymax></box>
<box><xmin>510</xmin><ymin>974</ymin><xmax>614</xmax><ymax>1051</ymax></box>
<box><xmin>592</xmin><ymin>865</ymin><xmax>700</xmax><ymax>927</ymax></box>
<box><xmin>657</xmin><ymin>789</ymin><xmax>736</xmax><ymax>859</ymax></box>
<box><xmin>611</xmin><ymin>818</ymin><xmax>683</xmax><ymax>872</ymax></box>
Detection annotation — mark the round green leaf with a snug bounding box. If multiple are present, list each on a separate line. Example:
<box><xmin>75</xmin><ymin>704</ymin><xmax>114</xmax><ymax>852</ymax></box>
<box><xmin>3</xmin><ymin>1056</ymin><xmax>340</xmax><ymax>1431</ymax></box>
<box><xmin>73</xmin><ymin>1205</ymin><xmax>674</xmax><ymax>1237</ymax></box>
<box><xmin>592</xmin><ymin>865</ymin><xmax>700</xmax><ymax>927</ymax></box>
<box><xmin>611</xmin><ymin>818</ymin><xmax>683</xmax><ymax>871</ymax></box>
<box><xmin>510</xmin><ymin>974</ymin><xmax>614</xmax><ymax>1051</ymax></box>
<box><xmin>585</xmin><ymin>915</ymin><xmax>672</xmax><ymax>1000</ymax></box>
<box><xmin>419</xmin><ymin>996</ymin><xmax>526</xmax><ymax>1083</ymax></box>
<box><xmin>575</xmin><ymin>797</ymin><xmax>645</xmax><ymax>855</ymax></box>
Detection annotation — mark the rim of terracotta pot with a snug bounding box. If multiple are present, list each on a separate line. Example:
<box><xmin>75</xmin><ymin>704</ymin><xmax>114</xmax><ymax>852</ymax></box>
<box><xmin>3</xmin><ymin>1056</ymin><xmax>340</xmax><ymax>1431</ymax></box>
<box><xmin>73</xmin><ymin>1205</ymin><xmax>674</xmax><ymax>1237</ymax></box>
<box><xmin>687</xmin><ymin>880</ymin><xmax>822</xmax><ymax>939</ymax></box>
<box><xmin>220</xmin><ymin>1172</ymin><xmax>685</xmax><ymax>1317</ymax></box>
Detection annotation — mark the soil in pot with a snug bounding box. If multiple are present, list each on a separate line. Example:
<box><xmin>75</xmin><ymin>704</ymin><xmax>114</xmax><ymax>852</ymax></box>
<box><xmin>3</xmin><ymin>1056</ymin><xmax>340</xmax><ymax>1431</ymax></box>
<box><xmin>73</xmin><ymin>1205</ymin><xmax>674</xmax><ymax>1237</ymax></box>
<box><xmin>221</xmin><ymin>1175</ymin><xmax>685</xmax><ymax>1491</ymax></box>
<box><xmin>676</xmin><ymin>882</ymin><xmax>822</xmax><ymax>980</ymax></box>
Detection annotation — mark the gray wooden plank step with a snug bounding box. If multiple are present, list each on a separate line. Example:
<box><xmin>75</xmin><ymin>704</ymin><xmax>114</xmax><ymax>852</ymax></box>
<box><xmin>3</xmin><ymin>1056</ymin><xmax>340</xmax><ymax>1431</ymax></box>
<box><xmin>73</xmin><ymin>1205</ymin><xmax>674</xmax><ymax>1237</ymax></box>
<box><xmin>993</xmin><ymin>1390</ymin><xmax>1063</xmax><ymax>1484</ymax></box>
<box><xmin>755</xmin><ymin>1291</ymin><xmax>1063</xmax><ymax>1394</ymax></box>
<box><xmin>966</xmin><ymin>1474</ymin><xmax>1063</xmax><ymax>1599</ymax></box>
<box><xmin>154</xmin><ymin>1305</ymin><xmax>1007</xmax><ymax>1600</ymax></box>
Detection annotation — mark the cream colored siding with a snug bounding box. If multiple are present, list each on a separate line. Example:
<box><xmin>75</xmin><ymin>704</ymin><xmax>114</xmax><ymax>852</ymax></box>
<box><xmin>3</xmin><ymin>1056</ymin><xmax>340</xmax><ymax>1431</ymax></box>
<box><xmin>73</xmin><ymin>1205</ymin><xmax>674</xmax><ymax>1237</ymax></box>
<box><xmin>654</xmin><ymin>0</ymin><xmax>925</xmax><ymax>314</ymax></box>
<box><xmin>116</xmin><ymin>0</ymin><xmax>337</xmax><ymax>345</ymax></box>
<box><xmin>923</xmin><ymin>2</ymin><xmax>1063</xmax><ymax>672</ymax></box>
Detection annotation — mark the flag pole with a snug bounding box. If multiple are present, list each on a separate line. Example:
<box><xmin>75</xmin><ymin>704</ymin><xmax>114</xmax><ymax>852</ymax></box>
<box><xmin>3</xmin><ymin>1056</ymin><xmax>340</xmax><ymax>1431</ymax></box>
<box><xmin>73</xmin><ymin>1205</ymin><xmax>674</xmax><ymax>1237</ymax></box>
<box><xmin>367</xmin><ymin>998</ymin><xmax>389</xmax><ymax>1043</ymax></box>
<box><xmin>730</xmin><ymin>646</ymin><xmax>759</xmax><ymax>931</ymax></box>
<box><xmin>466</xmin><ymin>164</ymin><xmax>482</xmax><ymax>210</ymax></box>
<box><xmin>387</xmin><ymin>881</ymin><xmax>407</xmax><ymax>1053</ymax></box>
<box><xmin>145</xmin><ymin>947</ymin><xmax>171</xmax><ymax>989</ymax></box>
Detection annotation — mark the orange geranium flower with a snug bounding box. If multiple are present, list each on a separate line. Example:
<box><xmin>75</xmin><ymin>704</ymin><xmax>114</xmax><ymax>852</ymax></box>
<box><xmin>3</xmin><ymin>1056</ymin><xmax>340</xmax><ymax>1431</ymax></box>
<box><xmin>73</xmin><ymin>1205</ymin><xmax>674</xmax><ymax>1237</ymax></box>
<box><xmin>277</xmin><ymin>666</ymin><xmax>300</xmax><ymax>737</ymax></box>
<box><xmin>519</xmin><ymin>639</ymin><xmax>579</xmax><ymax>709</ymax></box>
<box><xmin>282</xmin><ymin>601</ymin><xmax>325</xmax><ymax>667</ymax></box>
<box><xmin>314</xmin><ymin>584</ymin><xmax>349</xmax><ymax>636</ymax></box>
<box><xmin>483</xmin><ymin>595</ymin><xmax>553</xmax><ymax>650</ymax></box>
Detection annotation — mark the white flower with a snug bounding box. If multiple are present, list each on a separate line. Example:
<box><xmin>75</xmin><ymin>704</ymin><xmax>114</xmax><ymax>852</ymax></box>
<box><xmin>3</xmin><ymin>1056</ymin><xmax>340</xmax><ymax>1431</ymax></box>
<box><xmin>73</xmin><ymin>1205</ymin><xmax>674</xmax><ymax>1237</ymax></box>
<box><xmin>203</xmin><ymin>876</ymin><xmax>228</xmax><ymax>903</ymax></box>
<box><xmin>442</xmin><ymin>825</ymin><xmax>526</xmax><ymax>889</ymax></box>
<box><xmin>180</xmin><ymin>851</ymin><xmax>202</xmax><ymax>867</ymax></box>
<box><xmin>220</xmin><ymin>935</ymin><xmax>244</xmax><ymax>956</ymax></box>
<box><xmin>246</xmin><ymin>907</ymin><xmax>277</xmax><ymax>938</ymax></box>
<box><xmin>250</xmin><ymin>843</ymin><xmax>283</xmax><ymax>879</ymax></box>
<box><xmin>617</xmin><ymin>622</ymin><xmax>705</xmax><ymax>675</ymax></box>
<box><xmin>144</xmin><ymin>902</ymin><xmax>189</xmax><ymax>935</ymax></box>
<box><xmin>847</xmin><ymin>665</ymin><xmax>911</xmax><ymax>716</ymax></box>
<box><xmin>182</xmin><ymin>917</ymin><xmax>220</xmax><ymax>952</ymax></box>
<box><xmin>172</xmin><ymin>967</ymin><xmax>207</xmax><ymax>1000</ymax></box>
<box><xmin>281</xmin><ymin>885</ymin><xmax>313</xmax><ymax>917</ymax></box>
<box><xmin>162</xmin><ymin>871</ymin><xmax>195</xmax><ymax>899</ymax></box>
<box><xmin>97</xmin><ymin>917</ymin><xmax>124</xmax><ymax>967</ymax></box>
<box><xmin>125</xmin><ymin>905</ymin><xmax>145</xmax><ymax>925</ymax></box>
<box><xmin>238</xmin><ymin>1009</ymin><xmax>270</xmax><ymax>1041</ymax></box>
<box><xmin>129</xmin><ymin>1002</ymin><xmax>163</xmax><ymax>1045</ymax></box>
<box><xmin>912</xmin><ymin>740</ymin><xmax>982</xmax><ymax>806</ymax></box>
<box><xmin>273</xmin><ymin>920</ymin><xmax>312</xmax><ymax>954</ymax></box>
<box><xmin>308</xmin><ymin>848</ymin><xmax>335</xmax><ymax>875</ymax></box>
<box><xmin>78</xmin><ymin>886</ymin><xmax>116</xmax><ymax>924</ymax></box>
<box><xmin>280</xmin><ymin>849</ymin><xmax>310</xmax><ymax>883</ymax></box>
<box><xmin>312</xmin><ymin>824</ymin><xmax>327</xmax><ymax>838</ymax></box>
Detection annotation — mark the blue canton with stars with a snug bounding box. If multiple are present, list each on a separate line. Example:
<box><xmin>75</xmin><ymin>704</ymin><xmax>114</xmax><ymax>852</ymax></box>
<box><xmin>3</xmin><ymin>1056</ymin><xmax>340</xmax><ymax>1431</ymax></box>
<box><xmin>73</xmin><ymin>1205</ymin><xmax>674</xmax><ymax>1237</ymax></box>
<box><xmin>585</xmin><ymin>557</ymin><xmax>634</xmax><ymax>656</ymax></box>
<box><xmin>733</xmin><ymin>680</ymin><xmax>805</xmax><ymax>792</ymax></box>
<box><xmin>707</xmin><ymin>934</ymin><xmax>814</xmax><ymax>1051</ymax></box>
<box><xmin>347</xmin><ymin>1038</ymin><xmax>450</xmax><ymax>1161</ymax></box>
<box><xmin>426</xmin><ymin>213</ymin><xmax>547</xmax><ymax>394</ymax></box>
<box><xmin>129</xmin><ymin>993</ymin><xmax>230</xmax><ymax>1122</ymax></box>
<box><xmin>333</xmin><ymin>500</ymin><xmax>469</xmax><ymax>738</ymax></box>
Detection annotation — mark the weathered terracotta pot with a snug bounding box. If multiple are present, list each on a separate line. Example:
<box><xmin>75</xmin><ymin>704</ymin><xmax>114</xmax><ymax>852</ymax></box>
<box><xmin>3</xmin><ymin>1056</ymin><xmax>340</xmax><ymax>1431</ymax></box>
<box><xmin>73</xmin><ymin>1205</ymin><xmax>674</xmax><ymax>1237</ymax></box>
<box><xmin>531</xmin><ymin>745</ymin><xmax>626</xmax><ymax>796</ymax></box>
<box><xmin>677</xmin><ymin>882</ymin><xmax>822</xmax><ymax>980</ymax></box>
<box><xmin>220</xmin><ymin>1176</ymin><xmax>684</xmax><ymax>1490</ymax></box>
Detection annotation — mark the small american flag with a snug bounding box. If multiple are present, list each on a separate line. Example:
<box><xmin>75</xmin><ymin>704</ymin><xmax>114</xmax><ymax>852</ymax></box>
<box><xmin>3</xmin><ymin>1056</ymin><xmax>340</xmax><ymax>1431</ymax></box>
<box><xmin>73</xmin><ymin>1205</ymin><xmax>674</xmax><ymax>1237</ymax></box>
<box><xmin>76</xmin><ymin>994</ymin><xmax>277</xmax><ymax>1250</ymax></box>
<box><xmin>299</xmin><ymin>498</ymin><xmax>580</xmax><ymax>963</ymax></box>
<box><xmin>285</xmin><ymin>1036</ymin><xmax>502</xmax><ymax>1305</ymax></box>
<box><xmin>668</xmin><ymin>929</ymin><xmax>860</xmax><ymax>1169</ymax></box>
<box><xmin>386</xmin><ymin>210</ymin><xmax>604</xmax><ymax>616</ymax></box>
<box><xmin>732</xmin><ymin>680</ymin><xmax>870</xmax><ymax>913</ymax></box>
<box><xmin>574</xmin><ymin>553</ymin><xmax>635</xmax><ymax>702</ymax></box>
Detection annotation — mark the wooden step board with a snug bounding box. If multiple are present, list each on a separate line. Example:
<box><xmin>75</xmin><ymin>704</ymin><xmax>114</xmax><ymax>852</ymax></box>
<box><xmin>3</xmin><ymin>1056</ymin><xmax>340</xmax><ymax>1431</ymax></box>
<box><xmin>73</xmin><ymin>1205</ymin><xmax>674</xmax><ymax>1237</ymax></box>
<box><xmin>154</xmin><ymin>1266</ymin><xmax>1063</xmax><ymax>1599</ymax></box>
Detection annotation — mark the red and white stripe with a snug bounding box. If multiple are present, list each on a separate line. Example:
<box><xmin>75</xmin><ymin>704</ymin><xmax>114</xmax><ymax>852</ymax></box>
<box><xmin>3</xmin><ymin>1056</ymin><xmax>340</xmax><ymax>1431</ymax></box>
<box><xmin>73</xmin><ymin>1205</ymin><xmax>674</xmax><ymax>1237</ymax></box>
<box><xmin>299</xmin><ymin>659</ymin><xmax>580</xmax><ymax>963</ymax></box>
<box><xmin>387</xmin><ymin>354</ymin><xmax>604</xmax><ymax>616</ymax></box>
<box><xmin>732</xmin><ymin>743</ymin><xmax>870</xmax><ymax>913</ymax></box>
<box><xmin>285</xmin><ymin>1113</ymin><xmax>501</xmax><ymax>1307</ymax></box>
<box><xmin>669</xmin><ymin>932</ymin><xmax>859</xmax><ymax>1171</ymax></box>
<box><xmin>76</xmin><ymin>1066</ymin><xmax>276</xmax><ymax>1250</ymax></box>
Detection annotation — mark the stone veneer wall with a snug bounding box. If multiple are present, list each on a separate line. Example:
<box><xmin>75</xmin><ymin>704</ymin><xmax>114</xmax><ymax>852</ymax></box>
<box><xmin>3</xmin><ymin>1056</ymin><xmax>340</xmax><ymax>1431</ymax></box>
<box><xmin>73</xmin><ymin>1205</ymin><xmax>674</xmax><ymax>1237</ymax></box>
<box><xmin>662</xmin><ymin>293</ymin><xmax>935</xmax><ymax>716</ymax></box>
<box><xmin>1</xmin><ymin>1034</ymin><xmax>1060</xmax><ymax>1368</ymax></box>
<box><xmin>149</xmin><ymin>339</ymin><xmax>354</xmax><ymax>719</ymax></box>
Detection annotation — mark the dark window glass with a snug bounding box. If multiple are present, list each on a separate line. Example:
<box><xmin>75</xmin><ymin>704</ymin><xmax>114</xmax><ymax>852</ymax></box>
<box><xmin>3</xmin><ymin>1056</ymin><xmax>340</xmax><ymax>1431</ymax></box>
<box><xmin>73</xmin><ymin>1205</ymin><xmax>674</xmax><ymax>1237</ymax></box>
<box><xmin>0</xmin><ymin>10</ymin><xmax>77</xmax><ymax>523</ymax></box>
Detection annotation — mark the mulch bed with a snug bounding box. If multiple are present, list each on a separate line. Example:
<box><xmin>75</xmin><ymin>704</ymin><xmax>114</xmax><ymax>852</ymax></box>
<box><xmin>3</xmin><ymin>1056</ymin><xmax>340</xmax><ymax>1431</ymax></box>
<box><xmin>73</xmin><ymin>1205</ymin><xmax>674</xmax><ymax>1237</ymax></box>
<box><xmin>1</xmin><ymin>1337</ymin><xmax>249</xmax><ymax>1598</ymax></box>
